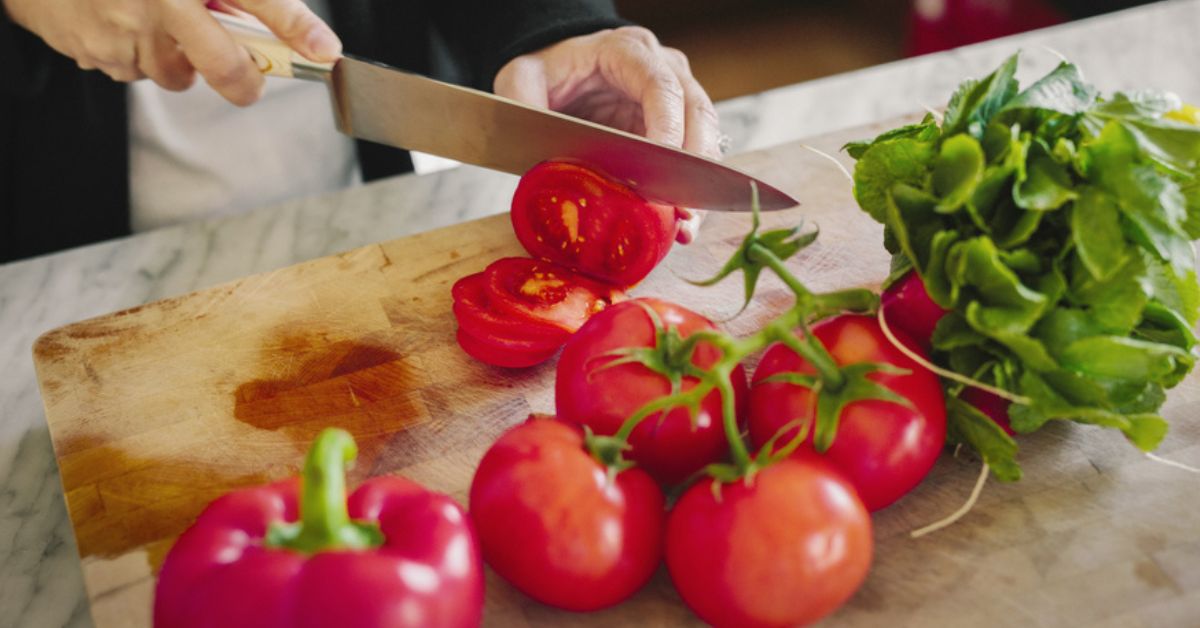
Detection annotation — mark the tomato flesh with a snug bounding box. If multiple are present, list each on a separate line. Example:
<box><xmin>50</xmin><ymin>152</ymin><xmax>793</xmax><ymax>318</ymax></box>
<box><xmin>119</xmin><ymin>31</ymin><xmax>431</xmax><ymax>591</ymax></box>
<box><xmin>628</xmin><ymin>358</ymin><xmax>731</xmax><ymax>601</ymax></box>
<box><xmin>469</xmin><ymin>419</ymin><xmax>665</xmax><ymax>611</ymax></box>
<box><xmin>666</xmin><ymin>453</ymin><xmax>873</xmax><ymax>628</ymax></box>
<box><xmin>484</xmin><ymin>257</ymin><xmax>624</xmax><ymax>333</ymax></box>
<box><xmin>556</xmin><ymin>298</ymin><xmax>747</xmax><ymax>485</ymax></box>
<box><xmin>748</xmin><ymin>313</ymin><xmax>947</xmax><ymax>511</ymax></box>
<box><xmin>455</xmin><ymin>328</ymin><xmax>557</xmax><ymax>368</ymax></box>
<box><xmin>452</xmin><ymin>272</ymin><xmax>568</xmax><ymax>350</ymax></box>
<box><xmin>511</xmin><ymin>162</ymin><xmax>678</xmax><ymax>287</ymax></box>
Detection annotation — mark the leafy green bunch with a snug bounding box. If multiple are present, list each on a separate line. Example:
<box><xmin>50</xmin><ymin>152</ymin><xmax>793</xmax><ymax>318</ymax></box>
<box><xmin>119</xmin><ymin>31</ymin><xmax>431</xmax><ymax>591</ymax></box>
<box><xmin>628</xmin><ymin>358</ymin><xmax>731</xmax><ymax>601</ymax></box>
<box><xmin>847</xmin><ymin>53</ymin><xmax>1200</xmax><ymax>480</ymax></box>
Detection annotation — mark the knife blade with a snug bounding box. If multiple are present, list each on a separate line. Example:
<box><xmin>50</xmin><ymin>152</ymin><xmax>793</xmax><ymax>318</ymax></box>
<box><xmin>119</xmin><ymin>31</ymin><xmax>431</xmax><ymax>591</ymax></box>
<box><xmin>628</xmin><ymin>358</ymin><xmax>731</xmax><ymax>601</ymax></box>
<box><xmin>211</xmin><ymin>10</ymin><xmax>798</xmax><ymax>212</ymax></box>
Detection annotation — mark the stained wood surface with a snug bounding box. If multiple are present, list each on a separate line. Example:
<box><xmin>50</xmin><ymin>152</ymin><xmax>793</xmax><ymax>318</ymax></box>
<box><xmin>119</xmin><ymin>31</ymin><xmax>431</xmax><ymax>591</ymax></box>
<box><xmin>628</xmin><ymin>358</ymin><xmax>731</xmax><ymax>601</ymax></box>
<box><xmin>33</xmin><ymin>117</ymin><xmax>1200</xmax><ymax>627</ymax></box>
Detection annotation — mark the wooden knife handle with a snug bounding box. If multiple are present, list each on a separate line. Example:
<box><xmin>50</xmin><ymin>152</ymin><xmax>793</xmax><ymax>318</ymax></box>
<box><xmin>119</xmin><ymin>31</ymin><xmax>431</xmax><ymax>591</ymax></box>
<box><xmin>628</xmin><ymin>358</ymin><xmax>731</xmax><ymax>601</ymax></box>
<box><xmin>208</xmin><ymin>9</ymin><xmax>335</xmax><ymax>80</ymax></box>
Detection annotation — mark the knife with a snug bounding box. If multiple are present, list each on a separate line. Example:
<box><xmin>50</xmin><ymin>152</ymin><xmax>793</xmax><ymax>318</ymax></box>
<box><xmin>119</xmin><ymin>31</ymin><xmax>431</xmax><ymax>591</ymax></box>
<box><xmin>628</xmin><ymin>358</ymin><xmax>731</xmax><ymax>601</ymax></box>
<box><xmin>210</xmin><ymin>10</ymin><xmax>798</xmax><ymax>212</ymax></box>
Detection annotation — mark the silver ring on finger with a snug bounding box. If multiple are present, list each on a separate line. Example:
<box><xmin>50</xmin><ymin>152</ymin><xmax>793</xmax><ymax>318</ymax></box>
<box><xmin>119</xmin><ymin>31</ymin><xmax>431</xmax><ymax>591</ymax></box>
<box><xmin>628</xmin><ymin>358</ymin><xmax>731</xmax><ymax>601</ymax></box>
<box><xmin>718</xmin><ymin>133</ymin><xmax>733</xmax><ymax>156</ymax></box>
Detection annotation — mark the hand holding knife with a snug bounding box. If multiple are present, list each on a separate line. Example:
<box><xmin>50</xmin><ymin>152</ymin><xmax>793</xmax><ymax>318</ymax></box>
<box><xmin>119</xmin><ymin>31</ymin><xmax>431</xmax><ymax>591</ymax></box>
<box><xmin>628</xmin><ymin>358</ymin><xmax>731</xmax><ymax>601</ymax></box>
<box><xmin>208</xmin><ymin>8</ymin><xmax>799</xmax><ymax>213</ymax></box>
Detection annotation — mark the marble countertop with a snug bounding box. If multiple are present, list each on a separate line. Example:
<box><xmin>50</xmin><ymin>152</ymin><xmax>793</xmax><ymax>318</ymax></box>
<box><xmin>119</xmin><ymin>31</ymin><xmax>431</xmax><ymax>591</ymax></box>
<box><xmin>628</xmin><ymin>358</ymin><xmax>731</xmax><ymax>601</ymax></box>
<box><xmin>4</xmin><ymin>2</ymin><xmax>1200</xmax><ymax>625</ymax></box>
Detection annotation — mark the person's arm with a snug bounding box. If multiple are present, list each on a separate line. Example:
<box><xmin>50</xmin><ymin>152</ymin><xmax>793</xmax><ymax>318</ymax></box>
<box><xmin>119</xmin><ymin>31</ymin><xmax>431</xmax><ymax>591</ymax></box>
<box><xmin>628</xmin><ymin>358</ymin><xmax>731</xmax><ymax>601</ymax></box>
<box><xmin>431</xmin><ymin>0</ymin><xmax>628</xmax><ymax>92</ymax></box>
<box><xmin>0</xmin><ymin>0</ymin><xmax>341</xmax><ymax>105</ymax></box>
<box><xmin>0</xmin><ymin>4</ymin><xmax>55</xmax><ymax>96</ymax></box>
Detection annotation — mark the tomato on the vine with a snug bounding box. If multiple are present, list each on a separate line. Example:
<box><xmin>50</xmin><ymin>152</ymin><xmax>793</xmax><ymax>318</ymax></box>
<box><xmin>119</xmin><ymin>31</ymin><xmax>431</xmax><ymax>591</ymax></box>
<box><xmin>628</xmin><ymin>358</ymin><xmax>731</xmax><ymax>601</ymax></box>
<box><xmin>556</xmin><ymin>298</ymin><xmax>748</xmax><ymax>485</ymax></box>
<box><xmin>666</xmin><ymin>453</ymin><xmax>873</xmax><ymax>628</ymax></box>
<box><xmin>468</xmin><ymin>418</ymin><xmax>664</xmax><ymax>611</ymax></box>
<box><xmin>511</xmin><ymin>162</ymin><xmax>679</xmax><ymax>286</ymax></box>
<box><xmin>748</xmin><ymin>313</ymin><xmax>946</xmax><ymax>511</ymax></box>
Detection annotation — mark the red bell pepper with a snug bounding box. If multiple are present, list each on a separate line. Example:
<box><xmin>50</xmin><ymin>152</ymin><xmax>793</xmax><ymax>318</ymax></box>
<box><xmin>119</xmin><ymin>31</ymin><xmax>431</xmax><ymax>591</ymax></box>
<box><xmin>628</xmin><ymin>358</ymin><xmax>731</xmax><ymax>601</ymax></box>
<box><xmin>154</xmin><ymin>429</ymin><xmax>484</xmax><ymax>628</ymax></box>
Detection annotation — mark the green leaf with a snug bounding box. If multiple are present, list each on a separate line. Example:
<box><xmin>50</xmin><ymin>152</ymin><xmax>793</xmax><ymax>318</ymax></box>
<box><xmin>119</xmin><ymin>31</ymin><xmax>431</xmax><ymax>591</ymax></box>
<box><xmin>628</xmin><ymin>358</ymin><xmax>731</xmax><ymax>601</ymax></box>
<box><xmin>1091</xmin><ymin>89</ymin><xmax>1182</xmax><ymax>118</ymax></box>
<box><xmin>983</xmin><ymin>328</ymin><xmax>1060</xmax><ymax>372</ymax></box>
<box><xmin>1138</xmin><ymin>300</ymin><xmax>1198</xmax><ymax>350</ymax></box>
<box><xmin>999</xmin><ymin>248</ymin><xmax>1042</xmax><ymax>274</ymax></box>
<box><xmin>1141</xmin><ymin>252</ymin><xmax>1200</xmax><ymax>326</ymax></box>
<box><xmin>943</xmin><ymin>53</ymin><xmax>1020</xmax><ymax>138</ymax></box>
<box><xmin>1059</xmin><ymin>335</ymin><xmax>1190</xmax><ymax>381</ymax></box>
<box><xmin>922</xmin><ymin>230</ymin><xmax>960</xmax><ymax>308</ymax></box>
<box><xmin>933</xmin><ymin>134</ymin><xmax>986</xmax><ymax>212</ymax></box>
<box><xmin>843</xmin><ymin>115</ymin><xmax>939</xmax><ymax>159</ymax></box>
<box><xmin>1080</xmin><ymin>121</ymin><xmax>1194</xmax><ymax>273</ymax></box>
<box><xmin>991</xmin><ymin>198</ymin><xmax>1044</xmax><ymax>248</ymax></box>
<box><xmin>886</xmin><ymin>183</ymin><xmax>942</xmax><ymax>273</ymax></box>
<box><xmin>1014</xmin><ymin>370</ymin><xmax>1169</xmax><ymax>450</ymax></box>
<box><xmin>883</xmin><ymin>253</ymin><xmax>916</xmax><ymax>290</ymax></box>
<box><xmin>946</xmin><ymin>396</ymin><xmax>1022</xmax><ymax>481</ymax></box>
<box><xmin>1069</xmin><ymin>254</ymin><xmax>1149</xmax><ymax>333</ymax></box>
<box><xmin>1071</xmin><ymin>186</ymin><xmax>1131</xmax><ymax>280</ymax></box>
<box><xmin>947</xmin><ymin>237</ymin><xmax>1049</xmax><ymax>335</ymax></box>
<box><xmin>1000</xmin><ymin>61</ymin><xmax>1096</xmax><ymax>115</ymax></box>
<box><xmin>966</xmin><ymin>165</ymin><xmax>1014</xmax><ymax>230</ymax></box>
<box><xmin>981</xmin><ymin>122</ymin><xmax>1016</xmax><ymax>162</ymax></box>
<box><xmin>1034</xmin><ymin>308</ymin><xmax>1105</xmax><ymax>357</ymax></box>
<box><xmin>853</xmin><ymin>138</ymin><xmax>937</xmax><ymax>223</ymax></box>
<box><xmin>1179</xmin><ymin>181</ymin><xmax>1200</xmax><ymax>239</ymax></box>
<box><xmin>931</xmin><ymin>311</ymin><xmax>986</xmax><ymax>350</ymax></box>
<box><xmin>1073</xmin><ymin>410</ymin><xmax>1168</xmax><ymax>451</ymax></box>
<box><xmin>1015</xmin><ymin>155</ymin><xmax>1077</xmax><ymax>211</ymax></box>
<box><xmin>1086</xmin><ymin>91</ymin><xmax>1200</xmax><ymax>173</ymax></box>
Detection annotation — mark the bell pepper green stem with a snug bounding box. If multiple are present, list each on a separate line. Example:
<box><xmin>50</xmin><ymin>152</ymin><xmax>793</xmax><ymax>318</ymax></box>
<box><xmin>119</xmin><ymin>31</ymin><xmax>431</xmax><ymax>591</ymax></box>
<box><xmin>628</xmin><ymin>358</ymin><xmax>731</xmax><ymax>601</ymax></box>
<box><xmin>265</xmin><ymin>428</ymin><xmax>383</xmax><ymax>554</ymax></box>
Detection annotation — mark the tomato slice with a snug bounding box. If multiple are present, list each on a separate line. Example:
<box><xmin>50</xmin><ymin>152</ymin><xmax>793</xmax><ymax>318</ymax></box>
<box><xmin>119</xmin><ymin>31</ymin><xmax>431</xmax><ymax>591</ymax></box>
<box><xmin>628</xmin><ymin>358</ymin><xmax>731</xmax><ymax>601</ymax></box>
<box><xmin>484</xmin><ymin>257</ymin><xmax>624</xmax><ymax>333</ymax></box>
<box><xmin>452</xmin><ymin>272</ymin><xmax>569</xmax><ymax>351</ymax></box>
<box><xmin>511</xmin><ymin>162</ymin><xmax>679</xmax><ymax>287</ymax></box>
<box><xmin>455</xmin><ymin>328</ymin><xmax>558</xmax><ymax>368</ymax></box>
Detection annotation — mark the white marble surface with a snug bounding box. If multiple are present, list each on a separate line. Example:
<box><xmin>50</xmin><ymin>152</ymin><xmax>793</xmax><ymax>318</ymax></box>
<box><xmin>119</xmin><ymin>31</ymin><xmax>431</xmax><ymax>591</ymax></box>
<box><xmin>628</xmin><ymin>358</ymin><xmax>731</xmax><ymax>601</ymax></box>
<box><xmin>3</xmin><ymin>2</ymin><xmax>1200</xmax><ymax>626</ymax></box>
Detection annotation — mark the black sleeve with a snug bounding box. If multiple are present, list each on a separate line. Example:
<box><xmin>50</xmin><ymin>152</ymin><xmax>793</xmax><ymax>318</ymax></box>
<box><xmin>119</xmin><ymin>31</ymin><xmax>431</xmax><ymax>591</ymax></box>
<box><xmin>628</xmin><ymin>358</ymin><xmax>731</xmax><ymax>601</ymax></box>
<box><xmin>431</xmin><ymin>0</ymin><xmax>630</xmax><ymax>91</ymax></box>
<box><xmin>0</xmin><ymin>10</ymin><xmax>54</xmax><ymax>96</ymax></box>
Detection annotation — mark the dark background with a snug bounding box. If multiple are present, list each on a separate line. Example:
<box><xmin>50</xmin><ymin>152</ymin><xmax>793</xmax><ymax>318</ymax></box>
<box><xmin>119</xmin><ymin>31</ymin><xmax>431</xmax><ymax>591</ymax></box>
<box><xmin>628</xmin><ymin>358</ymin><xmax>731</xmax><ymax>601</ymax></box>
<box><xmin>615</xmin><ymin>0</ymin><xmax>1149</xmax><ymax>102</ymax></box>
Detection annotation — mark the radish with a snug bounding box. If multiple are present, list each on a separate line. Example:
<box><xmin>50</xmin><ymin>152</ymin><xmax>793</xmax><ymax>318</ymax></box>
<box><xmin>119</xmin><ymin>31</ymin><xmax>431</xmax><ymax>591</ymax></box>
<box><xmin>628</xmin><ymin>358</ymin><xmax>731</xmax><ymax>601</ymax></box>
<box><xmin>880</xmin><ymin>270</ymin><xmax>946</xmax><ymax>350</ymax></box>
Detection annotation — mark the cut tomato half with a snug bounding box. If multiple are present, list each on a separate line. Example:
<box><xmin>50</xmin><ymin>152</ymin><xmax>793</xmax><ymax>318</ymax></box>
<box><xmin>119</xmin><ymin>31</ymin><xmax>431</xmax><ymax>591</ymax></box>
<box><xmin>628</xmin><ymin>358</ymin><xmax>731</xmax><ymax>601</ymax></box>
<box><xmin>452</xmin><ymin>272</ymin><xmax>569</xmax><ymax>351</ymax></box>
<box><xmin>511</xmin><ymin>162</ymin><xmax>679</xmax><ymax>287</ymax></box>
<box><xmin>483</xmin><ymin>258</ymin><xmax>625</xmax><ymax>334</ymax></box>
<box><xmin>455</xmin><ymin>328</ymin><xmax>558</xmax><ymax>368</ymax></box>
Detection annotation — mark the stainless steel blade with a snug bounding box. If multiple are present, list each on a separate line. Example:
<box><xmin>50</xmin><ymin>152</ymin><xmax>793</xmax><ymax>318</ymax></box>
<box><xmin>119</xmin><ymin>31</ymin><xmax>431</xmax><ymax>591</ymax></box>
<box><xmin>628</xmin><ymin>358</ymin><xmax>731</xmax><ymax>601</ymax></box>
<box><xmin>327</xmin><ymin>56</ymin><xmax>798</xmax><ymax>212</ymax></box>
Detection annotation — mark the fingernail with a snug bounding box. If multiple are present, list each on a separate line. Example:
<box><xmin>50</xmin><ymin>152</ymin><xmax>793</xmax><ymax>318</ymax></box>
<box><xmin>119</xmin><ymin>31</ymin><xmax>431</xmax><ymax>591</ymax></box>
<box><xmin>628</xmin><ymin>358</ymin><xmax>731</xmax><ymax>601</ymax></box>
<box><xmin>306</xmin><ymin>28</ymin><xmax>342</xmax><ymax>61</ymax></box>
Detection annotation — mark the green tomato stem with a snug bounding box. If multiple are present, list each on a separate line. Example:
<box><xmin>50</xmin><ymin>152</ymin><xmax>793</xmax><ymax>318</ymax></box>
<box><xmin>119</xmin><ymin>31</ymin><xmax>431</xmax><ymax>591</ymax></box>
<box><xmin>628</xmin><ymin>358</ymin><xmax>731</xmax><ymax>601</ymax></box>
<box><xmin>748</xmin><ymin>242</ymin><xmax>813</xmax><ymax>299</ymax></box>
<box><xmin>715</xmin><ymin>367</ymin><xmax>752</xmax><ymax>469</ymax></box>
<box><xmin>265</xmin><ymin>428</ymin><xmax>383</xmax><ymax>554</ymax></box>
<box><xmin>775</xmin><ymin>324</ymin><xmax>846</xmax><ymax>391</ymax></box>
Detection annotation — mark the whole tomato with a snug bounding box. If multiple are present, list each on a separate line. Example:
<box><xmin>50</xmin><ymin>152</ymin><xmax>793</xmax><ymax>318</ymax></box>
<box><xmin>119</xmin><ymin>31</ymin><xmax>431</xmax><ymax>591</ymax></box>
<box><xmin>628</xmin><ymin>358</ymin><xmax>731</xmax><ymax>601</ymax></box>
<box><xmin>468</xmin><ymin>418</ymin><xmax>665</xmax><ymax>611</ymax></box>
<box><xmin>748</xmin><ymin>313</ymin><xmax>946</xmax><ymax>511</ymax></box>
<box><xmin>556</xmin><ymin>298</ymin><xmax>748</xmax><ymax>485</ymax></box>
<box><xmin>666</xmin><ymin>453</ymin><xmax>873</xmax><ymax>628</ymax></box>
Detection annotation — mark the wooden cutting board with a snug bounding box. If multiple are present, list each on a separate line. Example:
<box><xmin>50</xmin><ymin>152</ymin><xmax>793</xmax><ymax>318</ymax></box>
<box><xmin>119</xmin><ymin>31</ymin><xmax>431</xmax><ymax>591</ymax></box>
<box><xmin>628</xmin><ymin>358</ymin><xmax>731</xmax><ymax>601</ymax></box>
<box><xmin>33</xmin><ymin>117</ymin><xmax>1200</xmax><ymax>628</ymax></box>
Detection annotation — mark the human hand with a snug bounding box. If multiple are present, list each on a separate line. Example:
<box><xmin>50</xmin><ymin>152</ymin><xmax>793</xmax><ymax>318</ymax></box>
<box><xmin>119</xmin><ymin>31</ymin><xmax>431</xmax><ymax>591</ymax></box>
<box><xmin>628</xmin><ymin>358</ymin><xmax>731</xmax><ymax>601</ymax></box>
<box><xmin>494</xmin><ymin>26</ymin><xmax>720</xmax><ymax>160</ymax></box>
<box><xmin>494</xmin><ymin>27</ymin><xmax>718</xmax><ymax>244</ymax></box>
<box><xmin>1</xmin><ymin>0</ymin><xmax>340</xmax><ymax>105</ymax></box>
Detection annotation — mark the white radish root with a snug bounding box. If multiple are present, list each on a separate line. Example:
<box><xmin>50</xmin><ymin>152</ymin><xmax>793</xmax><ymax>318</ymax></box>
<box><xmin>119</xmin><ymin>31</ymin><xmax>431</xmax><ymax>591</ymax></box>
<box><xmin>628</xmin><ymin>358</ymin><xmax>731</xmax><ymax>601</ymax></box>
<box><xmin>910</xmin><ymin>459</ymin><xmax>989</xmax><ymax>539</ymax></box>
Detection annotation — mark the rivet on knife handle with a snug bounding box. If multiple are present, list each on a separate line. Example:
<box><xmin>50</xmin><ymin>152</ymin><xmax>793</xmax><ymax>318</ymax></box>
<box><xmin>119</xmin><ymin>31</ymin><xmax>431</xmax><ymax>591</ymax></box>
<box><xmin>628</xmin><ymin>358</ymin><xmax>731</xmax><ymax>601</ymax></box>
<box><xmin>208</xmin><ymin>9</ymin><xmax>334</xmax><ymax>81</ymax></box>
